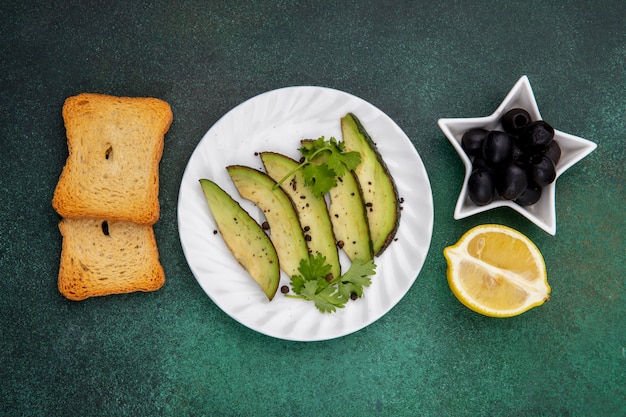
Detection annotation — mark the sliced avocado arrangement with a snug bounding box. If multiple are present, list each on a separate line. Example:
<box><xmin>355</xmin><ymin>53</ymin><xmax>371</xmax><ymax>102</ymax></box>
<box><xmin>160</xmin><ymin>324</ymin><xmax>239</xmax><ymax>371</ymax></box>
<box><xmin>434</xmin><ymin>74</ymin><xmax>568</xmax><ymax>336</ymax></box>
<box><xmin>300</xmin><ymin>139</ymin><xmax>373</xmax><ymax>262</ymax></box>
<box><xmin>227</xmin><ymin>165</ymin><xmax>309</xmax><ymax>278</ymax></box>
<box><xmin>199</xmin><ymin>178</ymin><xmax>280</xmax><ymax>301</ymax></box>
<box><xmin>341</xmin><ymin>113</ymin><xmax>400</xmax><ymax>256</ymax></box>
<box><xmin>260</xmin><ymin>151</ymin><xmax>342</xmax><ymax>280</ymax></box>
<box><xmin>199</xmin><ymin>113</ymin><xmax>401</xmax><ymax>308</ymax></box>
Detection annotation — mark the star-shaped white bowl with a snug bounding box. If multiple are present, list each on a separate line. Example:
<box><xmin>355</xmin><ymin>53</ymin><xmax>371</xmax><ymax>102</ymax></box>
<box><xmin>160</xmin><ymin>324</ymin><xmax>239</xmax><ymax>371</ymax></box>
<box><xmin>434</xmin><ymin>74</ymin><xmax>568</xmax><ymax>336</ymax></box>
<box><xmin>438</xmin><ymin>75</ymin><xmax>597</xmax><ymax>235</ymax></box>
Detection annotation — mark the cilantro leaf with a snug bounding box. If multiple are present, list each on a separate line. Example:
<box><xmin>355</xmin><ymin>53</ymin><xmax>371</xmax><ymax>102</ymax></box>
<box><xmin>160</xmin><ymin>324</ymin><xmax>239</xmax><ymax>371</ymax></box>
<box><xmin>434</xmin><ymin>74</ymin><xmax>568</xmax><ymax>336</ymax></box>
<box><xmin>335</xmin><ymin>258</ymin><xmax>375</xmax><ymax>298</ymax></box>
<box><xmin>302</xmin><ymin>163</ymin><xmax>337</xmax><ymax>196</ymax></box>
<box><xmin>289</xmin><ymin>273</ymin><xmax>306</xmax><ymax>294</ymax></box>
<box><xmin>324</xmin><ymin>138</ymin><xmax>361</xmax><ymax>175</ymax></box>
<box><xmin>285</xmin><ymin>254</ymin><xmax>376</xmax><ymax>314</ymax></box>
<box><xmin>341</xmin><ymin>258</ymin><xmax>377</xmax><ymax>285</ymax></box>
<box><xmin>299</xmin><ymin>137</ymin><xmax>328</xmax><ymax>159</ymax></box>
<box><xmin>273</xmin><ymin>136</ymin><xmax>361</xmax><ymax>196</ymax></box>
<box><xmin>300</xmin><ymin>279</ymin><xmax>322</xmax><ymax>300</ymax></box>
<box><xmin>336</xmin><ymin>282</ymin><xmax>360</xmax><ymax>299</ymax></box>
<box><xmin>299</xmin><ymin>252</ymin><xmax>331</xmax><ymax>280</ymax></box>
<box><xmin>313</xmin><ymin>286</ymin><xmax>348</xmax><ymax>313</ymax></box>
<box><xmin>335</xmin><ymin>149</ymin><xmax>361</xmax><ymax>172</ymax></box>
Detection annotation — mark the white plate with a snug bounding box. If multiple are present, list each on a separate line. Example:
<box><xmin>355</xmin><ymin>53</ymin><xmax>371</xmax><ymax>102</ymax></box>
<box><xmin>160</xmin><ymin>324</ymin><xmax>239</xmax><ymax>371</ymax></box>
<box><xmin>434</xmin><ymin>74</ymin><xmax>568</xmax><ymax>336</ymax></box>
<box><xmin>177</xmin><ymin>86</ymin><xmax>433</xmax><ymax>341</ymax></box>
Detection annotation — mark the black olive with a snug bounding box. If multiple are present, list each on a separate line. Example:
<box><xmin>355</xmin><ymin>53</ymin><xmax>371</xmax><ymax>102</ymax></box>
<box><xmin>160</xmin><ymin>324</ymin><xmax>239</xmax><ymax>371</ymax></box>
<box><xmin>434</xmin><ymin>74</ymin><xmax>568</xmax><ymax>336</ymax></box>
<box><xmin>495</xmin><ymin>163</ymin><xmax>528</xmax><ymax>200</ymax></box>
<box><xmin>542</xmin><ymin>140</ymin><xmax>562</xmax><ymax>165</ymax></box>
<box><xmin>467</xmin><ymin>168</ymin><xmax>495</xmax><ymax>206</ymax></box>
<box><xmin>518</xmin><ymin>120</ymin><xmax>554</xmax><ymax>151</ymax></box>
<box><xmin>461</xmin><ymin>128</ymin><xmax>489</xmax><ymax>157</ymax></box>
<box><xmin>529</xmin><ymin>155</ymin><xmax>556</xmax><ymax>187</ymax></box>
<box><xmin>510</xmin><ymin>142</ymin><xmax>529</xmax><ymax>166</ymax></box>
<box><xmin>482</xmin><ymin>131</ymin><xmax>513</xmax><ymax>167</ymax></box>
<box><xmin>501</xmin><ymin>108</ymin><xmax>532</xmax><ymax>136</ymax></box>
<box><xmin>472</xmin><ymin>156</ymin><xmax>493</xmax><ymax>174</ymax></box>
<box><xmin>515</xmin><ymin>182</ymin><xmax>542</xmax><ymax>206</ymax></box>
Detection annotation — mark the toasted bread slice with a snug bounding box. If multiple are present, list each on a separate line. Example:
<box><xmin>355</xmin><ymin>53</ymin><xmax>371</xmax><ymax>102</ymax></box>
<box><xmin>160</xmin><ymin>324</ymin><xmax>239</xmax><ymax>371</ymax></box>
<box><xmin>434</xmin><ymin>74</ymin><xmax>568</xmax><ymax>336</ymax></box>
<box><xmin>52</xmin><ymin>93</ymin><xmax>173</xmax><ymax>225</ymax></box>
<box><xmin>58</xmin><ymin>218</ymin><xmax>165</xmax><ymax>301</ymax></box>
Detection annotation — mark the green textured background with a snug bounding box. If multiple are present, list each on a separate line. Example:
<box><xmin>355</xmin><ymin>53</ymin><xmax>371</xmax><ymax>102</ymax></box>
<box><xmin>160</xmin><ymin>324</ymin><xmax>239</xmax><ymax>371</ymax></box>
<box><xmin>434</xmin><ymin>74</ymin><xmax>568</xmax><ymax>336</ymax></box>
<box><xmin>1</xmin><ymin>1</ymin><xmax>624</xmax><ymax>416</ymax></box>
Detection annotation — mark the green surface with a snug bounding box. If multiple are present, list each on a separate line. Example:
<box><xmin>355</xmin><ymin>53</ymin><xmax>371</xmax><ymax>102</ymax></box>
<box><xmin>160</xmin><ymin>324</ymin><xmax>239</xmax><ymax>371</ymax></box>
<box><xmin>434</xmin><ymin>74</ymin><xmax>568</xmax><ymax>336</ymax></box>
<box><xmin>1</xmin><ymin>1</ymin><xmax>624</xmax><ymax>416</ymax></box>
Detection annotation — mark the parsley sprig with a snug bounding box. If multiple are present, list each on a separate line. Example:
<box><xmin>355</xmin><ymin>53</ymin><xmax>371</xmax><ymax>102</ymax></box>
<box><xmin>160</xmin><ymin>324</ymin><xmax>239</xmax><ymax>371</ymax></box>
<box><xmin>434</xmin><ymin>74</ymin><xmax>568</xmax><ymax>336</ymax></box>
<box><xmin>273</xmin><ymin>136</ymin><xmax>361</xmax><ymax>196</ymax></box>
<box><xmin>285</xmin><ymin>253</ymin><xmax>376</xmax><ymax>313</ymax></box>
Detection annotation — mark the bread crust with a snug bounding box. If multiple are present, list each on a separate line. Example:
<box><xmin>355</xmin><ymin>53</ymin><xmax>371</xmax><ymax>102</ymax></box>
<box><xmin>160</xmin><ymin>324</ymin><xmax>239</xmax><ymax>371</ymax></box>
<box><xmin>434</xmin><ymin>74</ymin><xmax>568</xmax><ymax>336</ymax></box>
<box><xmin>57</xmin><ymin>219</ymin><xmax>165</xmax><ymax>301</ymax></box>
<box><xmin>52</xmin><ymin>93</ymin><xmax>173</xmax><ymax>225</ymax></box>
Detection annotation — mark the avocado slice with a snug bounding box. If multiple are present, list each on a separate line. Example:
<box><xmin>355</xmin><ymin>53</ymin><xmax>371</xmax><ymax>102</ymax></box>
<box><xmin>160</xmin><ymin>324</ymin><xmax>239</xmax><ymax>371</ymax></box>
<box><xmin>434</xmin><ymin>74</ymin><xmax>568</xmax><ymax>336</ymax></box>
<box><xmin>300</xmin><ymin>139</ymin><xmax>373</xmax><ymax>262</ymax></box>
<box><xmin>329</xmin><ymin>169</ymin><xmax>374</xmax><ymax>262</ymax></box>
<box><xmin>260</xmin><ymin>152</ymin><xmax>341</xmax><ymax>280</ymax></box>
<box><xmin>227</xmin><ymin>165</ymin><xmax>309</xmax><ymax>278</ymax></box>
<box><xmin>341</xmin><ymin>113</ymin><xmax>401</xmax><ymax>256</ymax></box>
<box><xmin>199</xmin><ymin>178</ymin><xmax>280</xmax><ymax>300</ymax></box>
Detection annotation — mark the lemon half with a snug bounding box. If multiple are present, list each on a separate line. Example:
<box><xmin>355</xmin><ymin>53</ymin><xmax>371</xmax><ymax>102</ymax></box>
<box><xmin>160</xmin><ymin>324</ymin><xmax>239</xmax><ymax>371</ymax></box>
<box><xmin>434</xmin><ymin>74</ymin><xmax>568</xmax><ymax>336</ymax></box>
<box><xmin>444</xmin><ymin>224</ymin><xmax>550</xmax><ymax>317</ymax></box>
